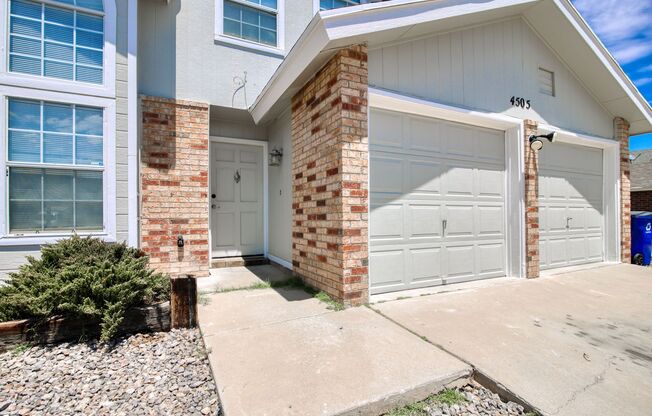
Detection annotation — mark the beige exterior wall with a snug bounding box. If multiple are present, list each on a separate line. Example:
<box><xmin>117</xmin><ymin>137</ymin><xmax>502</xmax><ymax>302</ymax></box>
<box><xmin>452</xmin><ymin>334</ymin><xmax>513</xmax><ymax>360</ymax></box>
<box><xmin>138</xmin><ymin>0</ymin><xmax>314</xmax><ymax>107</ymax></box>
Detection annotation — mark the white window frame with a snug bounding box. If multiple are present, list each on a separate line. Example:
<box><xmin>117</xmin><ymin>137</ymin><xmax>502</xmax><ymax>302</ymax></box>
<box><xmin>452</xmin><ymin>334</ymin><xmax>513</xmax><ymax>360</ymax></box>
<box><xmin>538</xmin><ymin>67</ymin><xmax>555</xmax><ymax>97</ymax></box>
<box><xmin>215</xmin><ymin>0</ymin><xmax>285</xmax><ymax>57</ymax></box>
<box><xmin>0</xmin><ymin>85</ymin><xmax>116</xmax><ymax>246</ymax></box>
<box><xmin>0</xmin><ymin>0</ymin><xmax>116</xmax><ymax>98</ymax></box>
<box><xmin>313</xmin><ymin>0</ymin><xmax>363</xmax><ymax>14</ymax></box>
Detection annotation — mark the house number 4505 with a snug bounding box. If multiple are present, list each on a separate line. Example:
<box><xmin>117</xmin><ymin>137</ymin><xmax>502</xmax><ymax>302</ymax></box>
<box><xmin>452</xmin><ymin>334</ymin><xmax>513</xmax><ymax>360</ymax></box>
<box><xmin>510</xmin><ymin>96</ymin><xmax>531</xmax><ymax>109</ymax></box>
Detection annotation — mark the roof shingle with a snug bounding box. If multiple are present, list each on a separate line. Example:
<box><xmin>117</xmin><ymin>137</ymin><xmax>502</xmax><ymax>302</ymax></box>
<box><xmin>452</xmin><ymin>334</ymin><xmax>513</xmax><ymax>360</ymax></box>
<box><xmin>631</xmin><ymin>150</ymin><xmax>652</xmax><ymax>192</ymax></box>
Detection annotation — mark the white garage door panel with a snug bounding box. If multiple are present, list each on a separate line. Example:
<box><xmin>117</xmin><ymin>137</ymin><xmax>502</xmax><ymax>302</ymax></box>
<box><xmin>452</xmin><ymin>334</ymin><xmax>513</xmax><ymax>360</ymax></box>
<box><xmin>370</xmin><ymin>249</ymin><xmax>405</xmax><ymax>289</ymax></box>
<box><xmin>369</xmin><ymin>109</ymin><xmax>506</xmax><ymax>294</ymax></box>
<box><xmin>539</xmin><ymin>143</ymin><xmax>604</xmax><ymax>270</ymax></box>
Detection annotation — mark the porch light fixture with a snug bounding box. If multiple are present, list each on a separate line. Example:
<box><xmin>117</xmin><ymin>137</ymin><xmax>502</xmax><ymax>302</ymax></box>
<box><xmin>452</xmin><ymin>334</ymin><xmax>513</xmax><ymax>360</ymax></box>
<box><xmin>529</xmin><ymin>132</ymin><xmax>555</xmax><ymax>151</ymax></box>
<box><xmin>269</xmin><ymin>148</ymin><xmax>283</xmax><ymax>166</ymax></box>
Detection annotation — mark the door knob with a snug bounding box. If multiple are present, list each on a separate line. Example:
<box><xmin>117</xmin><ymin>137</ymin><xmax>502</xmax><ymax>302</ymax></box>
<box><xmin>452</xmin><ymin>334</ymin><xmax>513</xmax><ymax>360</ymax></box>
<box><xmin>211</xmin><ymin>194</ymin><xmax>216</xmax><ymax>199</ymax></box>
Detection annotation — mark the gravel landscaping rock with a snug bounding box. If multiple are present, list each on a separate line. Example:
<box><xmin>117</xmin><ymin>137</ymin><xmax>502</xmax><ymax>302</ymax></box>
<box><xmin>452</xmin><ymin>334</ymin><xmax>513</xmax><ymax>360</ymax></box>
<box><xmin>388</xmin><ymin>383</ymin><xmax>533</xmax><ymax>416</ymax></box>
<box><xmin>0</xmin><ymin>329</ymin><xmax>219</xmax><ymax>416</ymax></box>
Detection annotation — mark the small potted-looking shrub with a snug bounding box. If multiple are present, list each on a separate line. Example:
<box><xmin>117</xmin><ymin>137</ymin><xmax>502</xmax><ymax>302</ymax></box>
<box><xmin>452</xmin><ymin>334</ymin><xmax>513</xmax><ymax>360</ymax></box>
<box><xmin>0</xmin><ymin>235</ymin><xmax>170</xmax><ymax>342</ymax></box>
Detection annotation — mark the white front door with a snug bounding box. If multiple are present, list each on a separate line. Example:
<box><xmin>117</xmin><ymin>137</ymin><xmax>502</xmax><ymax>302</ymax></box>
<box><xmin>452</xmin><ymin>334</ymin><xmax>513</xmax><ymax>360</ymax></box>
<box><xmin>210</xmin><ymin>142</ymin><xmax>264</xmax><ymax>257</ymax></box>
<box><xmin>539</xmin><ymin>142</ymin><xmax>604</xmax><ymax>270</ymax></box>
<box><xmin>369</xmin><ymin>109</ymin><xmax>507</xmax><ymax>294</ymax></box>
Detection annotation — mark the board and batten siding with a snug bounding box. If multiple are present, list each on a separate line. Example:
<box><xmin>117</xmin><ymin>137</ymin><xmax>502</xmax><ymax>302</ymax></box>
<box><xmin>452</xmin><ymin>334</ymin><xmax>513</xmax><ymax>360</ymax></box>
<box><xmin>0</xmin><ymin>0</ymin><xmax>131</xmax><ymax>280</ymax></box>
<box><xmin>368</xmin><ymin>17</ymin><xmax>614</xmax><ymax>139</ymax></box>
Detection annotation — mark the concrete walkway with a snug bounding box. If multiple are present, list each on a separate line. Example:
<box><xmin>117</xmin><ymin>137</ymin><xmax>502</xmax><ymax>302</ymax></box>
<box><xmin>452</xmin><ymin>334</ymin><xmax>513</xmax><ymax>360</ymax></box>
<box><xmin>375</xmin><ymin>264</ymin><xmax>652</xmax><ymax>416</ymax></box>
<box><xmin>198</xmin><ymin>268</ymin><xmax>471</xmax><ymax>416</ymax></box>
<box><xmin>197</xmin><ymin>263</ymin><xmax>295</xmax><ymax>293</ymax></box>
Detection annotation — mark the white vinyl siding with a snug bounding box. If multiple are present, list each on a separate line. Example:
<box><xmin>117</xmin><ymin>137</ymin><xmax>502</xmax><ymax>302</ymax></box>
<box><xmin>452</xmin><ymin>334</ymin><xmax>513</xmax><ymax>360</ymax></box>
<box><xmin>8</xmin><ymin>0</ymin><xmax>105</xmax><ymax>84</ymax></box>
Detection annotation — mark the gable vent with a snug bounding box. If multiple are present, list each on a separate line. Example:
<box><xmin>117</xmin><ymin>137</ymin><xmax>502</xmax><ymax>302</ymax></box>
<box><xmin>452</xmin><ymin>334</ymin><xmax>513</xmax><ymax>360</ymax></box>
<box><xmin>539</xmin><ymin>68</ymin><xmax>555</xmax><ymax>97</ymax></box>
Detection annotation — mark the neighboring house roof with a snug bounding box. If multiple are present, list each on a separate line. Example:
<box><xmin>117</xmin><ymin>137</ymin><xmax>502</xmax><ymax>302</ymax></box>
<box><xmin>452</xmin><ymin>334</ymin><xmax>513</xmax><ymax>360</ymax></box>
<box><xmin>249</xmin><ymin>0</ymin><xmax>652</xmax><ymax>135</ymax></box>
<box><xmin>631</xmin><ymin>150</ymin><xmax>652</xmax><ymax>192</ymax></box>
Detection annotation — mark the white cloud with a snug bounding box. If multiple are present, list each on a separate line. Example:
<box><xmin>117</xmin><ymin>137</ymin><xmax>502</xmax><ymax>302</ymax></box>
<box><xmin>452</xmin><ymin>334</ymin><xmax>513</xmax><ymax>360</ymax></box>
<box><xmin>573</xmin><ymin>0</ymin><xmax>652</xmax><ymax>64</ymax></box>
<box><xmin>635</xmin><ymin>77</ymin><xmax>652</xmax><ymax>87</ymax></box>
<box><xmin>615</xmin><ymin>43</ymin><xmax>652</xmax><ymax>65</ymax></box>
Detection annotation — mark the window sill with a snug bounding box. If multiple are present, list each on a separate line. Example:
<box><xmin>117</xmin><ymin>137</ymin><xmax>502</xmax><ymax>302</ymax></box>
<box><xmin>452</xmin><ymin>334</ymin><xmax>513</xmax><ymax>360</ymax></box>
<box><xmin>214</xmin><ymin>34</ymin><xmax>286</xmax><ymax>58</ymax></box>
<box><xmin>0</xmin><ymin>72</ymin><xmax>115</xmax><ymax>99</ymax></box>
<box><xmin>0</xmin><ymin>232</ymin><xmax>115</xmax><ymax>247</ymax></box>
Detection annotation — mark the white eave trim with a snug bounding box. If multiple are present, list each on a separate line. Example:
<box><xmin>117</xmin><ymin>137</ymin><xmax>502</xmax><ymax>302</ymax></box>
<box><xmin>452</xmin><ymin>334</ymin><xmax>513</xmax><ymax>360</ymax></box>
<box><xmin>250</xmin><ymin>0</ymin><xmax>652</xmax><ymax>133</ymax></box>
<box><xmin>250</xmin><ymin>0</ymin><xmax>539</xmax><ymax>122</ymax></box>
<box><xmin>369</xmin><ymin>87</ymin><xmax>523</xmax><ymax>130</ymax></box>
<box><xmin>250</xmin><ymin>14</ymin><xmax>329</xmax><ymax>123</ymax></box>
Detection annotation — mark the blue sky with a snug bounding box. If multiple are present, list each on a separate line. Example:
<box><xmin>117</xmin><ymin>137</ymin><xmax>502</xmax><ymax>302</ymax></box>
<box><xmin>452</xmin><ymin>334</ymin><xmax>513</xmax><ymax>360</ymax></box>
<box><xmin>572</xmin><ymin>0</ymin><xmax>652</xmax><ymax>151</ymax></box>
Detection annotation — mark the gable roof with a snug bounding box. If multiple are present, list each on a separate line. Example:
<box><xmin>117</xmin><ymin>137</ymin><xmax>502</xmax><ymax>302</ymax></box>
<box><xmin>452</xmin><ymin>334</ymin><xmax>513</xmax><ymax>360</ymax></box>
<box><xmin>250</xmin><ymin>0</ymin><xmax>652</xmax><ymax>135</ymax></box>
<box><xmin>631</xmin><ymin>150</ymin><xmax>652</xmax><ymax>192</ymax></box>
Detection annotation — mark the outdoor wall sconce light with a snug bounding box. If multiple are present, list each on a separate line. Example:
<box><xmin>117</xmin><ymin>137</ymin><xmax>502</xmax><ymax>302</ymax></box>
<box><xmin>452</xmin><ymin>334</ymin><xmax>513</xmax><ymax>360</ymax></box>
<box><xmin>269</xmin><ymin>148</ymin><xmax>283</xmax><ymax>166</ymax></box>
<box><xmin>528</xmin><ymin>132</ymin><xmax>555</xmax><ymax>151</ymax></box>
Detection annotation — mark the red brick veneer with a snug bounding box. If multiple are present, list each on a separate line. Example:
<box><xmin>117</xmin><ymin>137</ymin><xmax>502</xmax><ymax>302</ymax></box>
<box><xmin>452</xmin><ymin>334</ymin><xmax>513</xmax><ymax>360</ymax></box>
<box><xmin>616</xmin><ymin>117</ymin><xmax>631</xmax><ymax>262</ymax></box>
<box><xmin>140</xmin><ymin>96</ymin><xmax>210</xmax><ymax>277</ymax></box>
<box><xmin>524</xmin><ymin>120</ymin><xmax>540</xmax><ymax>278</ymax></box>
<box><xmin>632</xmin><ymin>191</ymin><xmax>652</xmax><ymax>212</ymax></box>
<box><xmin>290</xmin><ymin>45</ymin><xmax>369</xmax><ymax>305</ymax></box>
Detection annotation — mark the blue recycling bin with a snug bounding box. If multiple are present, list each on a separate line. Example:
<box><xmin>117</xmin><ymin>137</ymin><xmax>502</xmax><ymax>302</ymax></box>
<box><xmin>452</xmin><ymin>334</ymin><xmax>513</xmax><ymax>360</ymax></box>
<box><xmin>631</xmin><ymin>212</ymin><xmax>652</xmax><ymax>266</ymax></box>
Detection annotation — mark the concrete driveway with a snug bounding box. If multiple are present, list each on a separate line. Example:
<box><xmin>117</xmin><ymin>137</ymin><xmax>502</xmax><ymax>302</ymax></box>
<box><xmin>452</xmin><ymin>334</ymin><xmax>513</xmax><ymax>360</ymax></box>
<box><xmin>374</xmin><ymin>264</ymin><xmax>652</xmax><ymax>416</ymax></box>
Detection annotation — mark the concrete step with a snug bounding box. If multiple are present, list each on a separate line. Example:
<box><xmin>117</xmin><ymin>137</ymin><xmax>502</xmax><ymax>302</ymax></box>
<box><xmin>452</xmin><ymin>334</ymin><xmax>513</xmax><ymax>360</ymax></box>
<box><xmin>211</xmin><ymin>255</ymin><xmax>269</xmax><ymax>269</ymax></box>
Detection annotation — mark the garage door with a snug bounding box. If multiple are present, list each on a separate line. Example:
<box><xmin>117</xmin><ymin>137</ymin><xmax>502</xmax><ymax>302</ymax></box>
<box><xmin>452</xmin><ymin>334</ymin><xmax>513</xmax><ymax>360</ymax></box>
<box><xmin>539</xmin><ymin>142</ymin><xmax>604</xmax><ymax>270</ymax></box>
<box><xmin>369</xmin><ymin>110</ymin><xmax>506</xmax><ymax>294</ymax></box>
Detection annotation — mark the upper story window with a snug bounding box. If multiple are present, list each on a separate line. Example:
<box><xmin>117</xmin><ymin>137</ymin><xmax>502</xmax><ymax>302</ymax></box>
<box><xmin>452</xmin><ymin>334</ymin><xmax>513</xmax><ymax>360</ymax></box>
<box><xmin>223</xmin><ymin>0</ymin><xmax>278</xmax><ymax>47</ymax></box>
<box><xmin>319</xmin><ymin>0</ymin><xmax>361</xmax><ymax>10</ymax></box>
<box><xmin>8</xmin><ymin>0</ymin><xmax>104</xmax><ymax>84</ymax></box>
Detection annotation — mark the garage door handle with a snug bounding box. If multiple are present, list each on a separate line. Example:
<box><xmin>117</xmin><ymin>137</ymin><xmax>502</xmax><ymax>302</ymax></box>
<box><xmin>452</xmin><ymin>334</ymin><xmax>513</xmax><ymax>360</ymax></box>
<box><xmin>442</xmin><ymin>219</ymin><xmax>447</xmax><ymax>236</ymax></box>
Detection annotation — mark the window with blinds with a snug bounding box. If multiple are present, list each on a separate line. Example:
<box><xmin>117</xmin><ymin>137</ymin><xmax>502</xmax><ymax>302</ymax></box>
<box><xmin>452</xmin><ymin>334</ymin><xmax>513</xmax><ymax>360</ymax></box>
<box><xmin>320</xmin><ymin>0</ymin><xmax>361</xmax><ymax>10</ymax></box>
<box><xmin>223</xmin><ymin>0</ymin><xmax>278</xmax><ymax>47</ymax></box>
<box><xmin>8</xmin><ymin>0</ymin><xmax>105</xmax><ymax>84</ymax></box>
<box><xmin>6</xmin><ymin>98</ymin><xmax>104</xmax><ymax>233</ymax></box>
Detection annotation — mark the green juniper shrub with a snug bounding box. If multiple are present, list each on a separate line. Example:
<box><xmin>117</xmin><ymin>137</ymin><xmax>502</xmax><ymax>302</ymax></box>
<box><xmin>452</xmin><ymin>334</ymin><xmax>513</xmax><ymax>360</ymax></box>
<box><xmin>0</xmin><ymin>235</ymin><xmax>170</xmax><ymax>342</ymax></box>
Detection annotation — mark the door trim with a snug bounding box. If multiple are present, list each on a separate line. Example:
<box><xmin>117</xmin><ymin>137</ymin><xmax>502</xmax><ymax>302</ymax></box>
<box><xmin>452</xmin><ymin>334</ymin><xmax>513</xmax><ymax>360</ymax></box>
<box><xmin>209</xmin><ymin>136</ymin><xmax>269</xmax><ymax>259</ymax></box>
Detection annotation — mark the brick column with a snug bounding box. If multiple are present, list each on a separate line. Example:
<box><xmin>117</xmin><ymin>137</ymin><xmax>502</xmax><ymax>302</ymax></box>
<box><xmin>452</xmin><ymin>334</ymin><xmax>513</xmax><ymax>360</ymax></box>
<box><xmin>140</xmin><ymin>96</ymin><xmax>210</xmax><ymax>278</ymax></box>
<box><xmin>291</xmin><ymin>45</ymin><xmax>369</xmax><ymax>306</ymax></box>
<box><xmin>524</xmin><ymin>120</ymin><xmax>540</xmax><ymax>278</ymax></box>
<box><xmin>615</xmin><ymin>117</ymin><xmax>631</xmax><ymax>263</ymax></box>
